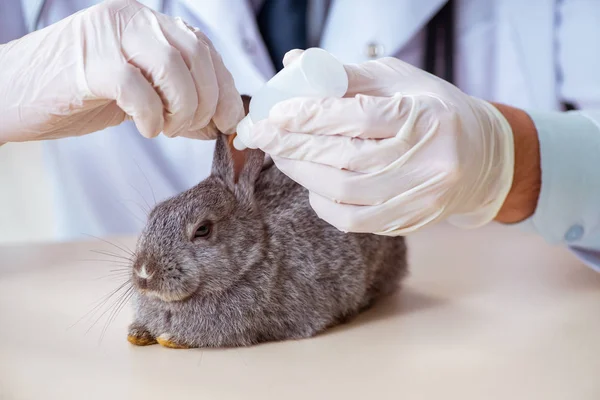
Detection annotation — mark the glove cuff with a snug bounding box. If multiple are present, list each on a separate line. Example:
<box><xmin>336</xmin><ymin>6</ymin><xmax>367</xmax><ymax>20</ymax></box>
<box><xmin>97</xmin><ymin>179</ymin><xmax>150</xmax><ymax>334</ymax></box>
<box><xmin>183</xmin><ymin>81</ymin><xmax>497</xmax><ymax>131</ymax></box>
<box><xmin>447</xmin><ymin>98</ymin><xmax>515</xmax><ymax>229</ymax></box>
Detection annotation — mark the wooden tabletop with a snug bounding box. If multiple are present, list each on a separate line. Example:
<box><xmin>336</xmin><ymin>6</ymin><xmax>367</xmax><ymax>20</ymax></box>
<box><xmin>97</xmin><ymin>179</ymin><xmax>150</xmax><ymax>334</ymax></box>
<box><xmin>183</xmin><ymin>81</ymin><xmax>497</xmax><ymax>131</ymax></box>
<box><xmin>1</xmin><ymin>223</ymin><xmax>599</xmax><ymax>400</ymax></box>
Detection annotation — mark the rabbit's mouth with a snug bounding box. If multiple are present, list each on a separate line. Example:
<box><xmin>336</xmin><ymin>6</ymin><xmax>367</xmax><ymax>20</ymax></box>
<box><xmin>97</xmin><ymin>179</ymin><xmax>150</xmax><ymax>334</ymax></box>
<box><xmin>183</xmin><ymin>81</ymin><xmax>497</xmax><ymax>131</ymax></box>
<box><xmin>132</xmin><ymin>261</ymin><xmax>200</xmax><ymax>303</ymax></box>
<box><xmin>133</xmin><ymin>274</ymin><xmax>199</xmax><ymax>303</ymax></box>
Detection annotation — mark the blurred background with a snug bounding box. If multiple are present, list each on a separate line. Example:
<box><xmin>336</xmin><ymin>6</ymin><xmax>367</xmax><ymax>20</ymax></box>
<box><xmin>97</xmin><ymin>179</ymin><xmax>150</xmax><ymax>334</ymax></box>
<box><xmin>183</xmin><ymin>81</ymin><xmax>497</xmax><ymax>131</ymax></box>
<box><xmin>0</xmin><ymin>143</ymin><xmax>55</xmax><ymax>244</ymax></box>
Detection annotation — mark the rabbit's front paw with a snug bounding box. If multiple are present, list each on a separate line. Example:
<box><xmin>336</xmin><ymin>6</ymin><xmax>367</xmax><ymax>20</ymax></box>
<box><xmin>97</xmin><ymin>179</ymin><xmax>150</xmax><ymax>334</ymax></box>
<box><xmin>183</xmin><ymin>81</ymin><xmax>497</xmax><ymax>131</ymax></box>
<box><xmin>156</xmin><ymin>333</ymin><xmax>190</xmax><ymax>349</ymax></box>
<box><xmin>127</xmin><ymin>322</ymin><xmax>157</xmax><ymax>346</ymax></box>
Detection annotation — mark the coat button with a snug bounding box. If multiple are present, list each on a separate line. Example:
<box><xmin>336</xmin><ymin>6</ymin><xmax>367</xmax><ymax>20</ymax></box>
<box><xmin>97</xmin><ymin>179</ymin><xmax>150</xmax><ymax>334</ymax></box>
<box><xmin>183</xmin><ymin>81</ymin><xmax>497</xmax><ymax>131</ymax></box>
<box><xmin>365</xmin><ymin>42</ymin><xmax>384</xmax><ymax>59</ymax></box>
<box><xmin>242</xmin><ymin>38</ymin><xmax>256</xmax><ymax>54</ymax></box>
<box><xmin>564</xmin><ymin>224</ymin><xmax>584</xmax><ymax>242</ymax></box>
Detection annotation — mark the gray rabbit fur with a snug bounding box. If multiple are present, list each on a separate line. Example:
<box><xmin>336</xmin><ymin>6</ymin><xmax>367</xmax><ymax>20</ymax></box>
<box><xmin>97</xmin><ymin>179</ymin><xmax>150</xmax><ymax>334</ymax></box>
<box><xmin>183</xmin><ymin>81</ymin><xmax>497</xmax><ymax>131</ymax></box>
<box><xmin>127</xmin><ymin>99</ymin><xmax>408</xmax><ymax>349</ymax></box>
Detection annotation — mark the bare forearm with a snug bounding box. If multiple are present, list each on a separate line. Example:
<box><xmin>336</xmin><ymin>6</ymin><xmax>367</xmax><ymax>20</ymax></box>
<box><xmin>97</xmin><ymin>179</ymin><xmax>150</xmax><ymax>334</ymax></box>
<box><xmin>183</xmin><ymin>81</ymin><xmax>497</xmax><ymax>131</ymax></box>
<box><xmin>491</xmin><ymin>103</ymin><xmax>541</xmax><ymax>224</ymax></box>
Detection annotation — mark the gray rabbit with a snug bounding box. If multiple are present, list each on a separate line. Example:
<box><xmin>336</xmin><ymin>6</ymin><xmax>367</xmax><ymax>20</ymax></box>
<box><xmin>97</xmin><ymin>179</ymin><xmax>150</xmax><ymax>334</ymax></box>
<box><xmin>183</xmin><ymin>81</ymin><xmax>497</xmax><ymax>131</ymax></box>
<box><xmin>127</xmin><ymin>97</ymin><xmax>408</xmax><ymax>349</ymax></box>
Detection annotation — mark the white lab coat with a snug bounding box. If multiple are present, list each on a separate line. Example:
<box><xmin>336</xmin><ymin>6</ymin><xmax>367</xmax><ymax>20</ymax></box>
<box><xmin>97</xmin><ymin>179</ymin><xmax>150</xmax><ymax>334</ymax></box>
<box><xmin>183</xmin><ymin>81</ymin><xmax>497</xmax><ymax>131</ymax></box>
<box><xmin>3</xmin><ymin>0</ymin><xmax>599</xmax><ymax>241</ymax></box>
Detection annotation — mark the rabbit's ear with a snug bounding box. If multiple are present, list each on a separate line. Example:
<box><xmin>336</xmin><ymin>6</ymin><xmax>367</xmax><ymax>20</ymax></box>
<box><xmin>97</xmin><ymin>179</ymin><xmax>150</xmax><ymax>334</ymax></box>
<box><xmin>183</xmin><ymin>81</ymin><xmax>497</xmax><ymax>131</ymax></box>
<box><xmin>235</xmin><ymin>94</ymin><xmax>265</xmax><ymax>197</ymax></box>
<box><xmin>212</xmin><ymin>134</ymin><xmax>265</xmax><ymax>198</ymax></box>
<box><xmin>211</xmin><ymin>95</ymin><xmax>265</xmax><ymax>199</ymax></box>
<box><xmin>211</xmin><ymin>133</ymin><xmax>236</xmax><ymax>188</ymax></box>
<box><xmin>234</xmin><ymin>143</ymin><xmax>265</xmax><ymax>200</ymax></box>
<box><xmin>211</xmin><ymin>94</ymin><xmax>252</xmax><ymax>187</ymax></box>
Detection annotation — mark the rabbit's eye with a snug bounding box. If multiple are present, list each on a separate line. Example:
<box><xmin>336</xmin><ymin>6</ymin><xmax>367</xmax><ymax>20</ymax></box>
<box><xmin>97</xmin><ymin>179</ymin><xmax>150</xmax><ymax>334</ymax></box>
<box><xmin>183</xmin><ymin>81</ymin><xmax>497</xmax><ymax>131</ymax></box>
<box><xmin>194</xmin><ymin>222</ymin><xmax>212</xmax><ymax>239</ymax></box>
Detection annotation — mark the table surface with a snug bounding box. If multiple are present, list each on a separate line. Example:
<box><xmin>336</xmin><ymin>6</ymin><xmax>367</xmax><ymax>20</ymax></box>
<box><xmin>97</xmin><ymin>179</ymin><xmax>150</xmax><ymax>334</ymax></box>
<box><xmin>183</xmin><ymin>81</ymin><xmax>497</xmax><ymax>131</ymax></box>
<box><xmin>1</xmin><ymin>223</ymin><xmax>599</xmax><ymax>400</ymax></box>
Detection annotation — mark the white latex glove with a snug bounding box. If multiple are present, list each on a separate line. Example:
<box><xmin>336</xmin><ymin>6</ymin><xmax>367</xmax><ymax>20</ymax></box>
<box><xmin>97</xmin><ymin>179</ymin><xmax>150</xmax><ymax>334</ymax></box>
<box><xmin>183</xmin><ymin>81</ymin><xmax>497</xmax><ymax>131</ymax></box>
<box><xmin>0</xmin><ymin>0</ymin><xmax>243</xmax><ymax>143</ymax></box>
<box><xmin>249</xmin><ymin>50</ymin><xmax>515</xmax><ymax>235</ymax></box>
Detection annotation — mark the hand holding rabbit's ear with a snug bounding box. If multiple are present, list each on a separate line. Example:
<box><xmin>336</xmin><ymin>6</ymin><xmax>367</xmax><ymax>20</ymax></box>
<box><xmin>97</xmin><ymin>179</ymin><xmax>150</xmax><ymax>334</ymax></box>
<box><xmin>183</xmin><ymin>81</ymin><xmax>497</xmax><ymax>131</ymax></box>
<box><xmin>0</xmin><ymin>0</ymin><xmax>244</xmax><ymax>143</ymax></box>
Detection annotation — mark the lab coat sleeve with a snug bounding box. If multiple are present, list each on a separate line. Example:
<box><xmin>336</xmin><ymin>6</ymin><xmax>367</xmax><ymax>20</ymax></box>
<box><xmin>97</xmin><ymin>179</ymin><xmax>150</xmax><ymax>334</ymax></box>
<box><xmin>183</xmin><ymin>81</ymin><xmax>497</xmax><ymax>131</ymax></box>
<box><xmin>532</xmin><ymin>0</ymin><xmax>600</xmax><ymax>271</ymax></box>
<box><xmin>513</xmin><ymin>110</ymin><xmax>600</xmax><ymax>272</ymax></box>
<box><xmin>554</xmin><ymin>0</ymin><xmax>600</xmax><ymax>111</ymax></box>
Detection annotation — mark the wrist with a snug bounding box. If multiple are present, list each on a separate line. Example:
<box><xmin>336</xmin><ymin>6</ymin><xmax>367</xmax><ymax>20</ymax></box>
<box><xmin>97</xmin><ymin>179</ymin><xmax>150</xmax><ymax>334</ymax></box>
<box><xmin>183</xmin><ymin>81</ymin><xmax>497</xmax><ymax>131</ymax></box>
<box><xmin>490</xmin><ymin>103</ymin><xmax>541</xmax><ymax>224</ymax></box>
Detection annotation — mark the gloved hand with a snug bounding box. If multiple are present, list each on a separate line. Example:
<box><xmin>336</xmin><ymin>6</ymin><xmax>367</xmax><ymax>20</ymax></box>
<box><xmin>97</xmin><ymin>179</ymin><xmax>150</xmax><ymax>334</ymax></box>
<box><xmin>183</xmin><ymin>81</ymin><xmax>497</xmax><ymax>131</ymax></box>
<box><xmin>249</xmin><ymin>50</ymin><xmax>515</xmax><ymax>235</ymax></box>
<box><xmin>0</xmin><ymin>0</ymin><xmax>243</xmax><ymax>143</ymax></box>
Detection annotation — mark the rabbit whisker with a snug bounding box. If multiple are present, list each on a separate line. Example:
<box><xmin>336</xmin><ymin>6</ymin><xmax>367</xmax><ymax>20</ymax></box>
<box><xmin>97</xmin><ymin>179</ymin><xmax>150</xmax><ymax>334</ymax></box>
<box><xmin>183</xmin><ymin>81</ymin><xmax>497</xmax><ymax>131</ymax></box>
<box><xmin>109</xmin><ymin>267</ymin><xmax>132</xmax><ymax>273</ymax></box>
<box><xmin>99</xmin><ymin>285</ymin><xmax>134</xmax><ymax>343</ymax></box>
<box><xmin>127</xmin><ymin>183</ymin><xmax>152</xmax><ymax>215</ymax></box>
<box><xmin>68</xmin><ymin>279</ymin><xmax>131</xmax><ymax>330</ymax></box>
<box><xmin>85</xmin><ymin>280</ymin><xmax>132</xmax><ymax>336</ymax></box>
<box><xmin>117</xmin><ymin>199</ymin><xmax>147</xmax><ymax>224</ymax></box>
<box><xmin>133</xmin><ymin>158</ymin><xmax>157</xmax><ymax>206</ymax></box>
<box><xmin>90</xmin><ymin>249</ymin><xmax>132</xmax><ymax>262</ymax></box>
<box><xmin>79</xmin><ymin>258</ymin><xmax>131</xmax><ymax>265</ymax></box>
<box><xmin>91</xmin><ymin>272</ymin><xmax>132</xmax><ymax>282</ymax></box>
<box><xmin>83</xmin><ymin>234</ymin><xmax>136</xmax><ymax>257</ymax></box>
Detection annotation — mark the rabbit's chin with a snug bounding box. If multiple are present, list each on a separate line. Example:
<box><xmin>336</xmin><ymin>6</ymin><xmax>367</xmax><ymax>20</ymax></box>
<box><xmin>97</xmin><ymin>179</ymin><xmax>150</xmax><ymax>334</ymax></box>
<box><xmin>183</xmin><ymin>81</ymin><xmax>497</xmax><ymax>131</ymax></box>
<box><xmin>143</xmin><ymin>289</ymin><xmax>195</xmax><ymax>303</ymax></box>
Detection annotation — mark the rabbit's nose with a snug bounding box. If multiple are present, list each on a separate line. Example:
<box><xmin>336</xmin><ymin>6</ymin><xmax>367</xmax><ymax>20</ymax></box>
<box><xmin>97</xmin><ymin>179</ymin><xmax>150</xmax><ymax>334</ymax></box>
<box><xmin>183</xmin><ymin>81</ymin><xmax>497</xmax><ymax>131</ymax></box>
<box><xmin>135</xmin><ymin>263</ymin><xmax>154</xmax><ymax>281</ymax></box>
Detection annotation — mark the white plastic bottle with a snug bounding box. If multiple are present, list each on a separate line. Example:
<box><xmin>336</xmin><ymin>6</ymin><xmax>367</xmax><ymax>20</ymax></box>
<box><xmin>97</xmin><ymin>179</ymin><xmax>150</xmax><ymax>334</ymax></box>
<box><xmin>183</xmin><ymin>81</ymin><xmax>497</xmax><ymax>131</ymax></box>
<box><xmin>233</xmin><ymin>48</ymin><xmax>348</xmax><ymax>150</ymax></box>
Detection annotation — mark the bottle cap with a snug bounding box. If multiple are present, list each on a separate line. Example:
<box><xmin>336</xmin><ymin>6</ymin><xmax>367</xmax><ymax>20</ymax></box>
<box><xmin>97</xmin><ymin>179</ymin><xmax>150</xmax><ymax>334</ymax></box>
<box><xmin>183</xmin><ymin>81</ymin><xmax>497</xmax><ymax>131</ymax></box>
<box><xmin>233</xmin><ymin>115</ymin><xmax>256</xmax><ymax>150</ymax></box>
